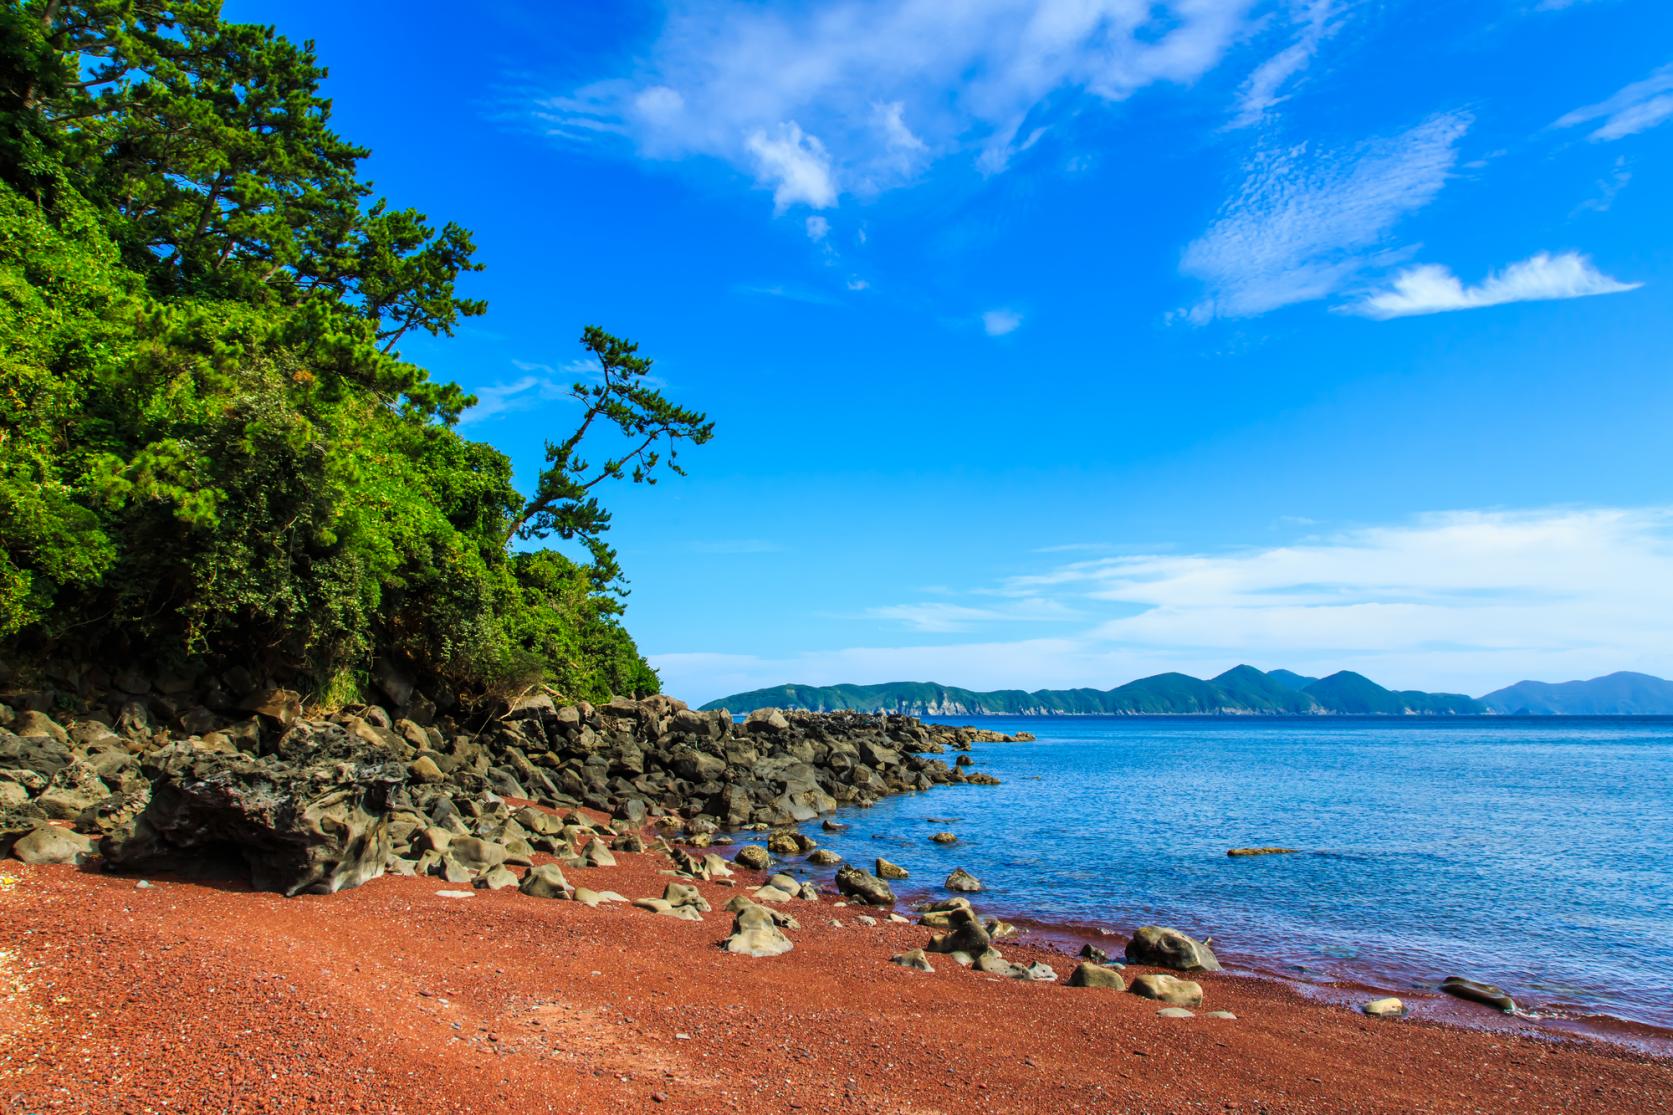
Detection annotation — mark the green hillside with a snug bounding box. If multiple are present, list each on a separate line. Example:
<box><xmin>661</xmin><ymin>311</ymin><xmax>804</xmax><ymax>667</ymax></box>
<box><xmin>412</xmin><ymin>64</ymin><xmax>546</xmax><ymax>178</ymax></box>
<box><xmin>701</xmin><ymin>666</ymin><xmax>1487</xmax><ymax>716</ymax></box>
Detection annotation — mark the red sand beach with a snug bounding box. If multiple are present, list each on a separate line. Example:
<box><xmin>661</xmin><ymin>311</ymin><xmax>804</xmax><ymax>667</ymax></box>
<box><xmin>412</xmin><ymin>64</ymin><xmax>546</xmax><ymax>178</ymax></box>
<box><xmin>3</xmin><ymin>821</ymin><xmax>1670</xmax><ymax>1115</ymax></box>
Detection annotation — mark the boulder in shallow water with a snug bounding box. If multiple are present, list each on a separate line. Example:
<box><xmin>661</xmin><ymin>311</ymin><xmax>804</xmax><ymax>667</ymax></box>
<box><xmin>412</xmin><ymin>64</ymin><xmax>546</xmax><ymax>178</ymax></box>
<box><xmin>1124</xmin><ymin>925</ymin><xmax>1222</xmax><ymax>972</ymax></box>
<box><xmin>1440</xmin><ymin>976</ymin><xmax>1515</xmax><ymax>1013</ymax></box>
<box><xmin>807</xmin><ymin>849</ymin><xmax>842</xmax><ymax>865</ymax></box>
<box><xmin>1227</xmin><ymin>846</ymin><xmax>1297</xmax><ymax>857</ymax></box>
<box><xmin>945</xmin><ymin>866</ymin><xmax>982</xmax><ymax>892</ymax></box>
<box><xmin>835</xmin><ymin>865</ymin><xmax>895</xmax><ymax>906</ymax></box>
<box><xmin>930</xmin><ymin>831</ymin><xmax>957</xmax><ymax>844</ymax></box>
<box><xmin>1130</xmin><ymin>972</ymin><xmax>1204</xmax><ymax>1007</ymax></box>
<box><xmin>875</xmin><ymin>856</ymin><xmax>909</xmax><ymax>880</ymax></box>
<box><xmin>733</xmin><ymin>844</ymin><xmax>771</xmax><ymax>871</ymax></box>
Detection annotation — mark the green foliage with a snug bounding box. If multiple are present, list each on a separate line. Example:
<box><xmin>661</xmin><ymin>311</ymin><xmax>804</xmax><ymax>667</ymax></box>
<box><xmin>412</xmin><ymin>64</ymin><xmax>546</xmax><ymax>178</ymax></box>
<box><xmin>0</xmin><ymin>1</ymin><xmax>707</xmax><ymax>703</ymax></box>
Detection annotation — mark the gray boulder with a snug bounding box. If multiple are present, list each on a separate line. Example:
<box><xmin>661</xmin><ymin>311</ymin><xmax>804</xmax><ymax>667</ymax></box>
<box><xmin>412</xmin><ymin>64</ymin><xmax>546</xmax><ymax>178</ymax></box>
<box><xmin>945</xmin><ymin>867</ymin><xmax>982</xmax><ymax>892</ymax></box>
<box><xmin>875</xmin><ymin>856</ymin><xmax>909</xmax><ymax>880</ymax></box>
<box><xmin>1067</xmin><ymin>961</ymin><xmax>1125</xmax><ymax>990</ymax></box>
<box><xmin>12</xmin><ymin>824</ymin><xmax>96</xmax><ymax>865</ymax></box>
<box><xmin>520</xmin><ymin>863</ymin><xmax>573</xmax><ymax>899</ymax></box>
<box><xmin>834</xmin><ymin>865</ymin><xmax>895</xmax><ymax>906</ymax></box>
<box><xmin>1129</xmin><ymin>972</ymin><xmax>1204</xmax><ymax>1007</ymax></box>
<box><xmin>723</xmin><ymin>903</ymin><xmax>794</xmax><ymax>957</ymax></box>
<box><xmin>891</xmin><ymin>949</ymin><xmax>934</xmax><ymax>972</ymax></box>
<box><xmin>733</xmin><ymin>844</ymin><xmax>771</xmax><ymax>871</ymax></box>
<box><xmin>1124</xmin><ymin>925</ymin><xmax>1222</xmax><ymax>972</ymax></box>
<box><xmin>926</xmin><ymin>907</ymin><xmax>991</xmax><ymax>955</ymax></box>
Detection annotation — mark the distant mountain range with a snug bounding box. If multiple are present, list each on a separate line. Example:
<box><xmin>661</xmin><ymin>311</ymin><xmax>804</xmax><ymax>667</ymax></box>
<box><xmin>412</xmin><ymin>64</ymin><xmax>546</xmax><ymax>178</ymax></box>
<box><xmin>700</xmin><ymin>668</ymin><xmax>1673</xmax><ymax>717</ymax></box>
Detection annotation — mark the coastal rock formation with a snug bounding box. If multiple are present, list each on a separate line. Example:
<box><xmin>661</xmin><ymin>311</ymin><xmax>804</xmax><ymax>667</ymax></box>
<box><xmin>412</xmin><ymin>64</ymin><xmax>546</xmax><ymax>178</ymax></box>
<box><xmin>945</xmin><ymin>866</ymin><xmax>982</xmax><ymax>892</ymax></box>
<box><xmin>1</xmin><ymin>694</ymin><xmax>1018</xmax><ymax>895</ymax></box>
<box><xmin>1130</xmin><ymin>973</ymin><xmax>1205</xmax><ymax>1007</ymax></box>
<box><xmin>100</xmin><ymin>723</ymin><xmax>404</xmax><ymax>896</ymax></box>
<box><xmin>733</xmin><ymin>845</ymin><xmax>770</xmax><ymax>871</ymax></box>
<box><xmin>1125</xmin><ymin>926</ymin><xmax>1222</xmax><ymax>972</ymax></box>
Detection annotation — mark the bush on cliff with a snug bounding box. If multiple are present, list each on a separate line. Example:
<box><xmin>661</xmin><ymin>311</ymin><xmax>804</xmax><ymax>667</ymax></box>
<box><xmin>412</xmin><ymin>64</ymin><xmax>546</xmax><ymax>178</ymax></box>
<box><xmin>0</xmin><ymin>1</ymin><xmax>704</xmax><ymax>703</ymax></box>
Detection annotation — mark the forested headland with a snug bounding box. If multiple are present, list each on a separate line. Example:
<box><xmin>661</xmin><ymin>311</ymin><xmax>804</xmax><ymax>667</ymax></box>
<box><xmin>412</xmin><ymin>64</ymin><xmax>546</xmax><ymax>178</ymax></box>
<box><xmin>0</xmin><ymin>1</ymin><xmax>710</xmax><ymax>707</ymax></box>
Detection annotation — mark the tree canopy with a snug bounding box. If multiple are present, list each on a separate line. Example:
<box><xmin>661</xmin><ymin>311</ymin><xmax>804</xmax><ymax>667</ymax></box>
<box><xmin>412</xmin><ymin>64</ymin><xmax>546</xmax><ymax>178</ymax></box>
<box><xmin>0</xmin><ymin>0</ymin><xmax>711</xmax><ymax>704</ymax></box>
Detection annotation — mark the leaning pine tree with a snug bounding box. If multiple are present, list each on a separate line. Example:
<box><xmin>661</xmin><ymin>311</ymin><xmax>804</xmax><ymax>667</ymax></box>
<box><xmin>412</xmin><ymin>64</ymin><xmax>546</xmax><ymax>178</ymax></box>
<box><xmin>0</xmin><ymin>0</ymin><xmax>711</xmax><ymax>705</ymax></box>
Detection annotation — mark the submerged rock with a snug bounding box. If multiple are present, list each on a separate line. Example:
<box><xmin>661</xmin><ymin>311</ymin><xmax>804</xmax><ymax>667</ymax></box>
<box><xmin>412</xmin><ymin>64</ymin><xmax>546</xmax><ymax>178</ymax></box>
<box><xmin>1440</xmin><ymin>976</ymin><xmax>1516</xmax><ymax>1013</ymax></box>
<box><xmin>1227</xmin><ymin>847</ymin><xmax>1297</xmax><ymax>857</ymax></box>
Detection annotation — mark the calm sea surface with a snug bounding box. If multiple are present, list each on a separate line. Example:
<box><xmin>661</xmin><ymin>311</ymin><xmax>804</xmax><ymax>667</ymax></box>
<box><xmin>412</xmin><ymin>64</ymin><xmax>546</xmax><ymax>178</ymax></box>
<box><xmin>781</xmin><ymin>716</ymin><xmax>1673</xmax><ymax>1036</ymax></box>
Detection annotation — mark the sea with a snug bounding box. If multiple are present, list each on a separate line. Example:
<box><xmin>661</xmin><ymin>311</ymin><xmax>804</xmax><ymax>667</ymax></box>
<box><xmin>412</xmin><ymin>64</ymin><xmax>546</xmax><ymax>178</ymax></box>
<box><xmin>776</xmin><ymin>716</ymin><xmax>1673</xmax><ymax>1048</ymax></box>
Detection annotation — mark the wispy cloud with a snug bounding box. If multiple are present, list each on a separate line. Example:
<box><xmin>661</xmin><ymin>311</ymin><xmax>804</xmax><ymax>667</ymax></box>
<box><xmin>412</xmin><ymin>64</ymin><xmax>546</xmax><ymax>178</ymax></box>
<box><xmin>865</xmin><ymin>598</ymin><xmax>1078</xmax><ymax>633</ymax></box>
<box><xmin>653</xmin><ymin>508</ymin><xmax>1673</xmax><ymax>704</ymax></box>
<box><xmin>1231</xmin><ymin>0</ymin><xmax>1344</xmax><ymax>129</ymax></box>
<box><xmin>1555</xmin><ymin>64</ymin><xmax>1673</xmax><ymax>142</ymax></box>
<box><xmin>1181</xmin><ymin>111</ymin><xmax>1470</xmax><ymax>319</ymax></box>
<box><xmin>805</xmin><ymin>215</ymin><xmax>830</xmax><ymax>241</ymax></box>
<box><xmin>1346</xmin><ymin>251</ymin><xmax>1641</xmax><ymax>319</ymax></box>
<box><xmin>981</xmin><ymin>308</ymin><xmax>1023</xmax><ymax>336</ymax></box>
<box><xmin>459</xmin><ymin>358</ymin><xmax>601</xmax><ymax>425</ymax></box>
<box><xmin>533</xmin><ymin>1</ymin><xmax>1260</xmax><ymax>212</ymax></box>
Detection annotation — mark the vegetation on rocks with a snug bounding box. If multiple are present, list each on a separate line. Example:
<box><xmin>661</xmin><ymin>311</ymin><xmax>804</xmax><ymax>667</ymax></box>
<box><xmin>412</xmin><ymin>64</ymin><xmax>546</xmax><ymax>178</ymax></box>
<box><xmin>0</xmin><ymin>1</ymin><xmax>710</xmax><ymax>705</ymax></box>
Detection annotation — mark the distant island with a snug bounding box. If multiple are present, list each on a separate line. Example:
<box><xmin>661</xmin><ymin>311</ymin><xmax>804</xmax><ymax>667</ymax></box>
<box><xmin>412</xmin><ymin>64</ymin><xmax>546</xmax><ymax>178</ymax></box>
<box><xmin>702</xmin><ymin>668</ymin><xmax>1673</xmax><ymax>717</ymax></box>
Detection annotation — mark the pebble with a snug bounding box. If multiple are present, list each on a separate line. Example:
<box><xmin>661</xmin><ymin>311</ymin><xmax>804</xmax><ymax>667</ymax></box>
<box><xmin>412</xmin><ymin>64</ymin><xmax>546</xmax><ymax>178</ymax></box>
<box><xmin>435</xmin><ymin>890</ymin><xmax>474</xmax><ymax>899</ymax></box>
<box><xmin>1157</xmin><ymin>1008</ymin><xmax>1196</xmax><ymax>1019</ymax></box>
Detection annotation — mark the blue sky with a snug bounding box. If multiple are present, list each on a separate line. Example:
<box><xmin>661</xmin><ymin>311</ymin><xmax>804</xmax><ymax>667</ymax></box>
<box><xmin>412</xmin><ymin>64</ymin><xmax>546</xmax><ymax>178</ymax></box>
<box><xmin>232</xmin><ymin>0</ymin><xmax>1673</xmax><ymax>703</ymax></box>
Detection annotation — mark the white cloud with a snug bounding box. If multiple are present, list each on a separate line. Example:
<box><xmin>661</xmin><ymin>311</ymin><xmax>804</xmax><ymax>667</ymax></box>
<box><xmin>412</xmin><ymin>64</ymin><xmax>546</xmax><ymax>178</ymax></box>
<box><xmin>805</xmin><ymin>215</ymin><xmax>830</xmax><ymax>241</ymax></box>
<box><xmin>1555</xmin><ymin>65</ymin><xmax>1673</xmax><ymax>142</ymax></box>
<box><xmin>845</xmin><ymin>277</ymin><xmax>871</xmax><ymax>291</ymax></box>
<box><xmin>459</xmin><ymin>358</ymin><xmax>601</xmax><ymax>425</ymax></box>
<box><xmin>1347</xmin><ymin>251</ymin><xmax>1641</xmax><ymax>319</ymax></box>
<box><xmin>982</xmin><ymin>308</ymin><xmax>1023</xmax><ymax>335</ymax></box>
<box><xmin>1181</xmin><ymin>111</ymin><xmax>1470</xmax><ymax>318</ymax></box>
<box><xmin>652</xmin><ymin>507</ymin><xmax>1673</xmax><ymax>704</ymax></box>
<box><xmin>865</xmin><ymin>598</ymin><xmax>1077</xmax><ymax>633</ymax></box>
<box><xmin>746</xmin><ymin>122</ymin><xmax>838</xmax><ymax>211</ymax></box>
<box><xmin>1231</xmin><ymin>0</ymin><xmax>1342</xmax><ymax>128</ymax></box>
<box><xmin>535</xmin><ymin>0</ymin><xmax>1261</xmax><ymax>211</ymax></box>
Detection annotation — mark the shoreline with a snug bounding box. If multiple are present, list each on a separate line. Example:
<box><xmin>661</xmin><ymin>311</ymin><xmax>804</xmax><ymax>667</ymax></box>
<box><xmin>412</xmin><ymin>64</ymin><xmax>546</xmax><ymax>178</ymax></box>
<box><xmin>3</xmin><ymin>820</ymin><xmax>1669</xmax><ymax>1113</ymax></box>
<box><xmin>729</xmin><ymin>831</ymin><xmax>1673</xmax><ymax>1060</ymax></box>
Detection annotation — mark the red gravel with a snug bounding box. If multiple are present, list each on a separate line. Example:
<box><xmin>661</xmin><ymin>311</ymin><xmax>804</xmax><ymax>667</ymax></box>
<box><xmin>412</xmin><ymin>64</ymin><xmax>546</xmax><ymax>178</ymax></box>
<box><xmin>1</xmin><ymin>840</ymin><xmax>1669</xmax><ymax>1114</ymax></box>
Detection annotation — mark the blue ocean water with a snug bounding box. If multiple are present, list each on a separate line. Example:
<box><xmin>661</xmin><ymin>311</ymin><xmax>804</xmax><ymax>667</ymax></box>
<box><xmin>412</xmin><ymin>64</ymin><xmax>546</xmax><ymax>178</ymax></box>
<box><xmin>784</xmin><ymin>717</ymin><xmax>1673</xmax><ymax>1034</ymax></box>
